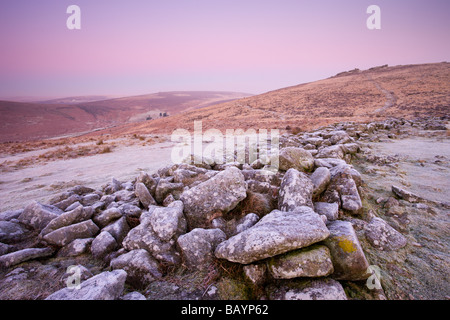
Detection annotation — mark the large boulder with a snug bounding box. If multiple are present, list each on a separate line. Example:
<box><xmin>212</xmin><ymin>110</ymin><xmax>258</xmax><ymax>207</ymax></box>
<box><xmin>149</xmin><ymin>201</ymin><xmax>186</xmax><ymax>242</ymax></box>
<box><xmin>42</xmin><ymin>220</ymin><xmax>99</xmax><ymax>247</ymax></box>
<box><xmin>278</xmin><ymin>147</ymin><xmax>314</xmax><ymax>172</ymax></box>
<box><xmin>267</xmin><ymin>244</ymin><xmax>334</xmax><ymax>279</ymax></box>
<box><xmin>278</xmin><ymin>168</ymin><xmax>314</xmax><ymax>211</ymax></box>
<box><xmin>110</xmin><ymin>249</ymin><xmax>162</xmax><ymax>289</ymax></box>
<box><xmin>180</xmin><ymin>167</ymin><xmax>247</xmax><ymax>228</ymax></box>
<box><xmin>122</xmin><ymin>204</ymin><xmax>185</xmax><ymax>265</ymax></box>
<box><xmin>215</xmin><ymin>207</ymin><xmax>330</xmax><ymax>264</ymax></box>
<box><xmin>45</xmin><ymin>270</ymin><xmax>127</xmax><ymax>300</ymax></box>
<box><xmin>316</xmin><ymin>145</ymin><xmax>345</xmax><ymax>159</ymax></box>
<box><xmin>18</xmin><ymin>201</ymin><xmax>63</xmax><ymax>232</ymax></box>
<box><xmin>177</xmin><ymin>228</ymin><xmax>226</xmax><ymax>270</ymax></box>
<box><xmin>40</xmin><ymin>205</ymin><xmax>94</xmax><ymax>237</ymax></box>
<box><xmin>266</xmin><ymin>278</ymin><xmax>347</xmax><ymax>300</ymax></box>
<box><xmin>91</xmin><ymin>231</ymin><xmax>118</xmax><ymax>259</ymax></box>
<box><xmin>323</xmin><ymin>220</ymin><xmax>370</xmax><ymax>281</ymax></box>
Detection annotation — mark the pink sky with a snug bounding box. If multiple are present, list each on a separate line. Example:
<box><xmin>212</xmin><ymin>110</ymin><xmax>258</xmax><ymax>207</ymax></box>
<box><xmin>0</xmin><ymin>0</ymin><xmax>449</xmax><ymax>98</ymax></box>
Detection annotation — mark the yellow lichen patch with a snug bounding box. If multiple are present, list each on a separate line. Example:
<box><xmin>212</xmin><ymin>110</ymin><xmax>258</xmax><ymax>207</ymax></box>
<box><xmin>336</xmin><ymin>236</ymin><xmax>357</xmax><ymax>253</ymax></box>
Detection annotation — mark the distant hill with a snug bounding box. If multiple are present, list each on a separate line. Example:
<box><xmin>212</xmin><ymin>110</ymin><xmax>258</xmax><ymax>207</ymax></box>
<box><xmin>0</xmin><ymin>91</ymin><xmax>252</xmax><ymax>142</ymax></box>
<box><xmin>103</xmin><ymin>62</ymin><xmax>449</xmax><ymax>137</ymax></box>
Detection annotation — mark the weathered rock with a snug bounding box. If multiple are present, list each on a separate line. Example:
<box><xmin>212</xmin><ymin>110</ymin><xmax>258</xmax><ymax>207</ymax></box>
<box><xmin>53</xmin><ymin>194</ymin><xmax>81</xmax><ymax>211</ymax></box>
<box><xmin>177</xmin><ymin>228</ymin><xmax>226</xmax><ymax>270</ymax></box>
<box><xmin>314</xmin><ymin>202</ymin><xmax>339</xmax><ymax>221</ymax></box>
<box><xmin>81</xmin><ymin>193</ymin><xmax>101</xmax><ymax>206</ymax></box>
<box><xmin>70</xmin><ymin>185</ymin><xmax>96</xmax><ymax>196</ymax></box>
<box><xmin>110</xmin><ymin>249</ymin><xmax>162</xmax><ymax>289</ymax></box>
<box><xmin>0</xmin><ymin>209</ymin><xmax>23</xmax><ymax>222</ymax></box>
<box><xmin>267</xmin><ymin>244</ymin><xmax>334</xmax><ymax>279</ymax></box>
<box><xmin>278</xmin><ymin>168</ymin><xmax>314</xmax><ymax>211</ymax></box>
<box><xmin>364</xmin><ymin>217</ymin><xmax>407</xmax><ymax>251</ymax></box>
<box><xmin>180</xmin><ymin>167</ymin><xmax>247</xmax><ymax>228</ymax></box>
<box><xmin>329</xmin><ymin>130</ymin><xmax>352</xmax><ymax>145</ymax></box>
<box><xmin>342</xmin><ymin>142</ymin><xmax>360</xmax><ymax>155</ymax></box>
<box><xmin>121</xmin><ymin>291</ymin><xmax>146</xmax><ymax>300</ymax></box>
<box><xmin>45</xmin><ymin>269</ymin><xmax>127</xmax><ymax>300</ymax></box>
<box><xmin>0</xmin><ymin>221</ymin><xmax>30</xmax><ymax>243</ymax></box>
<box><xmin>18</xmin><ymin>201</ymin><xmax>63</xmax><ymax>231</ymax></box>
<box><xmin>136</xmin><ymin>171</ymin><xmax>158</xmax><ymax>197</ymax></box>
<box><xmin>162</xmin><ymin>194</ymin><xmax>176</xmax><ymax>207</ymax></box>
<box><xmin>278</xmin><ymin>147</ymin><xmax>314</xmax><ymax>172</ymax></box>
<box><xmin>323</xmin><ymin>220</ymin><xmax>369</xmax><ymax>281</ymax></box>
<box><xmin>40</xmin><ymin>206</ymin><xmax>94</xmax><ymax>237</ymax></box>
<box><xmin>149</xmin><ymin>201</ymin><xmax>186</xmax><ymax>242</ymax></box>
<box><xmin>91</xmin><ymin>231</ymin><xmax>118</xmax><ymax>259</ymax></box>
<box><xmin>0</xmin><ymin>242</ymin><xmax>11</xmax><ymax>256</ymax></box>
<box><xmin>57</xmin><ymin>238</ymin><xmax>93</xmax><ymax>257</ymax></box>
<box><xmin>102</xmin><ymin>216</ymin><xmax>130</xmax><ymax>244</ymax></box>
<box><xmin>233</xmin><ymin>213</ymin><xmax>260</xmax><ymax>236</ymax></box>
<box><xmin>391</xmin><ymin>185</ymin><xmax>422</xmax><ymax>203</ymax></box>
<box><xmin>155</xmin><ymin>179</ymin><xmax>184</xmax><ymax>203</ymax></box>
<box><xmin>317</xmin><ymin>145</ymin><xmax>345</xmax><ymax>159</ymax></box>
<box><xmin>310</xmin><ymin>167</ymin><xmax>331</xmax><ymax>197</ymax></box>
<box><xmin>266</xmin><ymin>278</ymin><xmax>347</xmax><ymax>300</ymax></box>
<box><xmin>243</xmin><ymin>263</ymin><xmax>267</xmax><ymax>286</ymax></box>
<box><xmin>314</xmin><ymin>158</ymin><xmax>347</xmax><ymax>169</ymax></box>
<box><xmin>43</xmin><ymin>220</ymin><xmax>99</xmax><ymax>247</ymax></box>
<box><xmin>322</xmin><ymin>165</ymin><xmax>362</xmax><ymax>212</ymax></box>
<box><xmin>113</xmin><ymin>189</ymin><xmax>135</xmax><ymax>202</ymax></box>
<box><xmin>0</xmin><ymin>247</ymin><xmax>54</xmax><ymax>269</ymax></box>
<box><xmin>122</xmin><ymin>211</ymin><xmax>179</xmax><ymax>265</ymax></box>
<box><xmin>135</xmin><ymin>182</ymin><xmax>157</xmax><ymax>208</ymax></box>
<box><xmin>93</xmin><ymin>207</ymin><xmax>122</xmax><ymax>228</ymax></box>
<box><xmin>215</xmin><ymin>208</ymin><xmax>330</xmax><ymax>264</ymax></box>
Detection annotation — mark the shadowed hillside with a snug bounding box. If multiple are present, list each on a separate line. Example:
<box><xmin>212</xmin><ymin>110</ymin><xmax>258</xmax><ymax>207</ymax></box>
<box><xmin>0</xmin><ymin>91</ymin><xmax>251</xmax><ymax>142</ymax></box>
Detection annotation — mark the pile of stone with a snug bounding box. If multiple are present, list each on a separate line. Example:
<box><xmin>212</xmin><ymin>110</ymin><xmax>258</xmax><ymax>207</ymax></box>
<box><xmin>2</xmin><ymin>117</ymin><xmax>437</xmax><ymax>300</ymax></box>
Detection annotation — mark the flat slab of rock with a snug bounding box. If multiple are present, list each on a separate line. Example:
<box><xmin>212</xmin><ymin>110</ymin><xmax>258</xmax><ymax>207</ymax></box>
<box><xmin>0</xmin><ymin>247</ymin><xmax>54</xmax><ymax>269</ymax></box>
<box><xmin>267</xmin><ymin>278</ymin><xmax>347</xmax><ymax>300</ymax></box>
<box><xmin>180</xmin><ymin>167</ymin><xmax>247</xmax><ymax>228</ymax></box>
<box><xmin>18</xmin><ymin>201</ymin><xmax>63</xmax><ymax>232</ymax></box>
<box><xmin>278</xmin><ymin>168</ymin><xmax>314</xmax><ymax>211</ymax></box>
<box><xmin>391</xmin><ymin>185</ymin><xmax>422</xmax><ymax>203</ymax></box>
<box><xmin>43</xmin><ymin>220</ymin><xmax>99</xmax><ymax>247</ymax></box>
<box><xmin>40</xmin><ymin>205</ymin><xmax>94</xmax><ymax>237</ymax></box>
<box><xmin>45</xmin><ymin>269</ymin><xmax>127</xmax><ymax>300</ymax></box>
<box><xmin>267</xmin><ymin>244</ymin><xmax>334</xmax><ymax>279</ymax></box>
<box><xmin>323</xmin><ymin>220</ymin><xmax>370</xmax><ymax>281</ymax></box>
<box><xmin>365</xmin><ymin>217</ymin><xmax>407</xmax><ymax>251</ymax></box>
<box><xmin>215</xmin><ymin>207</ymin><xmax>330</xmax><ymax>264</ymax></box>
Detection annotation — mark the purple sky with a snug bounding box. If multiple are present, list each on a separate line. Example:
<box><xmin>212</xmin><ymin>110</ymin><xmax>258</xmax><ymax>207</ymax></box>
<box><xmin>0</xmin><ymin>0</ymin><xmax>449</xmax><ymax>99</ymax></box>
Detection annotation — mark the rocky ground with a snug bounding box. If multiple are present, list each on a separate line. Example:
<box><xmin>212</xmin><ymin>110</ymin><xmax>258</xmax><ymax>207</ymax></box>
<box><xmin>0</xmin><ymin>116</ymin><xmax>448</xmax><ymax>300</ymax></box>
